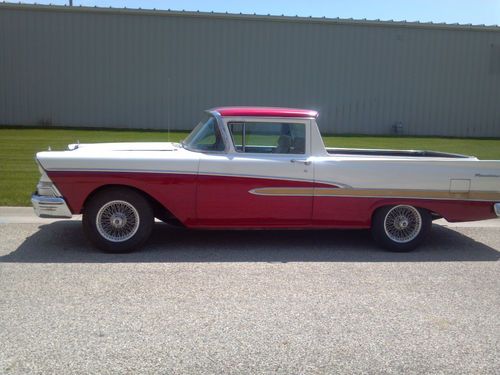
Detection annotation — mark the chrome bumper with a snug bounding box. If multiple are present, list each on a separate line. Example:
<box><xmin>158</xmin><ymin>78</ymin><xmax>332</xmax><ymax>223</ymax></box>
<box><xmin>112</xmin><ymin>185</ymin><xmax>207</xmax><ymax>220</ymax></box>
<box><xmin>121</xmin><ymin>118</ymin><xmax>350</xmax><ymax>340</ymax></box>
<box><xmin>495</xmin><ymin>203</ymin><xmax>500</xmax><ymax>217</ymax></box>
<box><xmin>31</xmin><ymin>194</ymin><xmax>72</xmax><ymax>218</ymax></box>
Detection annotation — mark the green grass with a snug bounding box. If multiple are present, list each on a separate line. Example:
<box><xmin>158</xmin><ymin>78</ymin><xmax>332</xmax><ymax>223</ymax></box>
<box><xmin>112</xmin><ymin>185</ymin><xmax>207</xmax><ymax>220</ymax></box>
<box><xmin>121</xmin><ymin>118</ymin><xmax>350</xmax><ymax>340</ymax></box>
<box><xmin>0</xmin><ymin>128</ymin><xmax>188</xmax><ymax>207</ymax></box>
<box><xmin>1</xmin><ymin>127</ymin><xmax>499</xmax><ymax>206</ymax></box>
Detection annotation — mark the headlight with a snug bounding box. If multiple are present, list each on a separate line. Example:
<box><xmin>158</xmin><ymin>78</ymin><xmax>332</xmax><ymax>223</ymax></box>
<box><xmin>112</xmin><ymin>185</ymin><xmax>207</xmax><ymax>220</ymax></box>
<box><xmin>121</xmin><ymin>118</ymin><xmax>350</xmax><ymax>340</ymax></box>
<box><xmin>36</xmin><ymin>181</ymin><xmax>58</xmax><ymax>196</ymax></box>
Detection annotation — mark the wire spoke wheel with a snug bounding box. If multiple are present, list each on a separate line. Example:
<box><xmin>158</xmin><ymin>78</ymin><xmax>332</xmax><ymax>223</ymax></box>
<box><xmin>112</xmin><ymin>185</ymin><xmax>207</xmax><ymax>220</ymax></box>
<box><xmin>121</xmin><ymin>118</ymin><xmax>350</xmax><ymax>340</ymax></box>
<box><xmin>96</xmin><ymin>200</ymin><xmax>140</xmax><ymax>242</ymax></box>
<box><xmin>383</xmin><ymin>205</ymin><xmax>422</xmax><ymax>244</ymax></box>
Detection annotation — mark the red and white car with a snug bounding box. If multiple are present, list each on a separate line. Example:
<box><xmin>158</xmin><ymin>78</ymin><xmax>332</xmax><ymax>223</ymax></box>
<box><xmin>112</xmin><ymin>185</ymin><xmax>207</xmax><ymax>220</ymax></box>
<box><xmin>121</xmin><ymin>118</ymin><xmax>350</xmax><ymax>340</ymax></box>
<box><xmin>32</xmin><ymin>107</ymin><xmax>500</xmax><ymax>252</ymax></box>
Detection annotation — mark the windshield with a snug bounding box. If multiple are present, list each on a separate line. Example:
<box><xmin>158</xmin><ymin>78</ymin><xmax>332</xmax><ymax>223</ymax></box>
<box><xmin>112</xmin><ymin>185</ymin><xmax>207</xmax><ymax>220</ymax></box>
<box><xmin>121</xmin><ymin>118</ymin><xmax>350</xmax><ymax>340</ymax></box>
<box><xmin>183</xmin><ymin>115</ymin><xmax>225</xmax><ymax>152</ymax></box>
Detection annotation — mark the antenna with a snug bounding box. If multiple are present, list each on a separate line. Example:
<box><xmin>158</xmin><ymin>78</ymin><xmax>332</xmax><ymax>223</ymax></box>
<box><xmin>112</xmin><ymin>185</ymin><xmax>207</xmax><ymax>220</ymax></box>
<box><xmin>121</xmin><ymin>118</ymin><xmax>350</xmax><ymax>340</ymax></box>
<box><xmin>168</xmin><ymin>117</ymin><xmax>170</xmax><ymax>142</ymax></box>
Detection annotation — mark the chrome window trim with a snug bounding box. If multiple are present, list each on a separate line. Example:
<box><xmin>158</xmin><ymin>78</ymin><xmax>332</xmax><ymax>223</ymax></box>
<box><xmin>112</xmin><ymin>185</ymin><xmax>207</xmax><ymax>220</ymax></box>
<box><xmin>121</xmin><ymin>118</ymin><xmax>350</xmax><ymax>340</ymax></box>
<box><xmin>206</xmin><ymin>110</ymin><xmax>231</xmax><ymax>154</ymax></box>
<box><xmin>242</xmin><ymin>122</ymin><xmax>246</xmax><ymax>153</ymax></box>
<box><xmin>227</xmin><ymin>122</ymin><xmax>246</xmax><ymax>153</ymax></box>
<box><xmin>225</xmin><ymin>118</ymin><xmax>309</xmax><ymax>155</ymax></box>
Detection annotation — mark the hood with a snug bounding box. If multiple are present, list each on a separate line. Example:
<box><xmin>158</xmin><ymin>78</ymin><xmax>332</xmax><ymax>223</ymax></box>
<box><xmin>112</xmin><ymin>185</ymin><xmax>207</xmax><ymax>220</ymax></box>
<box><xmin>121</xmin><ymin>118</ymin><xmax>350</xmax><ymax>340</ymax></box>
<box><xmin>35</xmin><ymin>140</ymin><xmax>199</xmax><ymax>173</ymax></box>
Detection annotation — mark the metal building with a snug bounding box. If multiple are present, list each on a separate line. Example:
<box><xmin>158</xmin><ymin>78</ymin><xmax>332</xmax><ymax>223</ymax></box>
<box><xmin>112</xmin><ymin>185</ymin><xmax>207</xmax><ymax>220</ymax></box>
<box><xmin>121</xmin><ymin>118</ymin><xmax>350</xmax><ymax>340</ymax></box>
<box><xmin>1</xmin><ymin>3</ymin><xmax>499</xmax><ymax>137</ymax></box>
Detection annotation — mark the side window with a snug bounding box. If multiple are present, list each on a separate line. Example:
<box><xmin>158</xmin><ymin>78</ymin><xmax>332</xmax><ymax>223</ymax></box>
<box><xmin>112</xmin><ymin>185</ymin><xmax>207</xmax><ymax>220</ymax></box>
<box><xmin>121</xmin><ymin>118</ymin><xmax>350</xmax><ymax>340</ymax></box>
<box><xmin>228</xmin><ymin>122</ymin><xmax>306</xmax><ymax>154</ymax></box>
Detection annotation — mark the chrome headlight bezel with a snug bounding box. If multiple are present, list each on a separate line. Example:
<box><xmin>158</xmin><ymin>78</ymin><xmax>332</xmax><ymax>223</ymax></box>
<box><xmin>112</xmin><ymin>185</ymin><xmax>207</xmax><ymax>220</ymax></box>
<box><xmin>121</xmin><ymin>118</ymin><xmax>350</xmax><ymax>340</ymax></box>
<box><xmin>36</xmin><ymin>180</ymin><xmax>62</xmax><ymax>197</ymax></box>
<box><xmin>35</xmin><ymin>160</ymin><xmax>63</xmax><ymax>197</ymax></box>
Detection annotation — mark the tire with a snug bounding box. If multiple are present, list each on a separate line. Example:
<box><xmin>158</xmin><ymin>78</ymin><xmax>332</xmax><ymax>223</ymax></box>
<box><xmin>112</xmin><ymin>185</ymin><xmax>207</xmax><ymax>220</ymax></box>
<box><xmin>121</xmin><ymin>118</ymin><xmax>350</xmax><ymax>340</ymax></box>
<box><xmin>371</xmin><ymin>205</ymin><xmax>431</xmax><ymax>252</ymax></box>
<box><xmin>83</xmin><ymin>188</ymin><xmax>154</xmax><ymax>253</ymax></box>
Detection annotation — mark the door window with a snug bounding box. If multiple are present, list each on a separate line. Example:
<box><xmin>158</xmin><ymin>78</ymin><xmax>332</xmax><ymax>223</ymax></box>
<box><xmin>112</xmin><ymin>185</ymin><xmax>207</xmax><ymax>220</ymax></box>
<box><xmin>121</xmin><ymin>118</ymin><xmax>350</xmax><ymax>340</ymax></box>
<box><xmin>228</xmin><ymin>122</ymin><xmax>306</xmax><ymax>154</ymax></box>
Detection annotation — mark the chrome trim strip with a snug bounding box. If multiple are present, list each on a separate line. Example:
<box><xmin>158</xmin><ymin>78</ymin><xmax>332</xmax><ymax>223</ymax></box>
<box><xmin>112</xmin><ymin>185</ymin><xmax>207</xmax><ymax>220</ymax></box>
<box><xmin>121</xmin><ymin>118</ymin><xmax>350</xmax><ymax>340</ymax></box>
<box><xmin>42</xmin><ymin>168</ymin><xmax>346</xmax><ymax>187</ymax></box>
<box><xmin>249</xmin><ymin>187</ymin><xmax>500</xmax><ymax>202</ymax></box>
<box><xmin>31</xmin><ymin>194</ymin><xmax>72</xmax><ymax>218</ymax></box>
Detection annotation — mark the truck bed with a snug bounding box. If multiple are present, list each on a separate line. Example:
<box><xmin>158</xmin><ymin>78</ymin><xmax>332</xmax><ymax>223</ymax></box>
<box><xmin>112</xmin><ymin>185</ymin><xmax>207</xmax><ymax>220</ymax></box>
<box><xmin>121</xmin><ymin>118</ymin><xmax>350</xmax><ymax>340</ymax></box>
<box><xmin>326</xmin><ymin>147</ymin><xmax>472</xmax><ymax>159</ymax></box>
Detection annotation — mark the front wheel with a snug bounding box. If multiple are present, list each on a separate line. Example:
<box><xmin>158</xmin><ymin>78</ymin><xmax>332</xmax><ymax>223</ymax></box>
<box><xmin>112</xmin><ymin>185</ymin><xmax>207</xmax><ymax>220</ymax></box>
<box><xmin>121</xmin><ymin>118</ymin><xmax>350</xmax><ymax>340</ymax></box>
<box><xmin>371</xmin><ymin>205</ymin><xmax>431</xmax><ymax>252</ymax></box>
<box><xmin>83</xmin><ymin>188</ymin><xmax>154</xmax><ymax>253</ymax></box>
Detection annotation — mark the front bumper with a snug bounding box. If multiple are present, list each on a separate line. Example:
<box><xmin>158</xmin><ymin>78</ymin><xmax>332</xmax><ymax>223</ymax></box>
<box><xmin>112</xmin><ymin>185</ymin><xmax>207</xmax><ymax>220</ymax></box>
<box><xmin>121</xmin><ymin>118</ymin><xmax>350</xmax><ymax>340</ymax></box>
<box><xmin>31</xmin><ymin>194</ymin><xmax>72</xmax><ymax>218</ymax></box>
<box><xmin>495</xmin><ymin>203</ymin><xmax>500</xmax><ymax>217</ymax></box>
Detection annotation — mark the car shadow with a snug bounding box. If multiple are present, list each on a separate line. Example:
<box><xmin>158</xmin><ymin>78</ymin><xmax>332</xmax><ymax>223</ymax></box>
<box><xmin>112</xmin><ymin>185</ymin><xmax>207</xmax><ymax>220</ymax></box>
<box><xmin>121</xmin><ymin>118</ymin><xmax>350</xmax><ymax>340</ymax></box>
<box><xmin>0</xmin><ymin>221</ymin><xmax>498</xmax><ymax>263</ymax></box>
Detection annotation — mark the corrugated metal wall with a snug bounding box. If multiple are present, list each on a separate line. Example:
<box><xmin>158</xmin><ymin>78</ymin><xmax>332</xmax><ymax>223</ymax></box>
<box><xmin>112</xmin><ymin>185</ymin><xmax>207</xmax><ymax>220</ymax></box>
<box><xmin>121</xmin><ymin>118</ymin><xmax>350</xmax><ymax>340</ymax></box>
<box><xmin>1</xmin><ymin>4</ymin><xmax>499</xmax><ymax>136</ymax></box>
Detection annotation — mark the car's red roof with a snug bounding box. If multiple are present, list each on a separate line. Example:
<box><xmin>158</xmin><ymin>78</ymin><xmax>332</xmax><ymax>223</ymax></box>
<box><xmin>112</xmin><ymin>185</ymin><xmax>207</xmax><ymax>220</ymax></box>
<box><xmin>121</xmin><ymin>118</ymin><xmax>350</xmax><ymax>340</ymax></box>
<box><xmin>212</xmin><ymin>107</ymin><xmax>318</xmax><ymax>118</ymax></box>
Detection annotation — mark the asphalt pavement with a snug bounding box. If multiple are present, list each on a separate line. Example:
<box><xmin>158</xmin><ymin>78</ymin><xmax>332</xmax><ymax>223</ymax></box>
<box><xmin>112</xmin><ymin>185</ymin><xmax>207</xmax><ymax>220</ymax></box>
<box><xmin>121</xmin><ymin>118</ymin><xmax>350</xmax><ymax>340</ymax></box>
<box><xmin>0</xmin><ymin>208</ymin><xmax>499</xmax><ymax>374</ymax></box>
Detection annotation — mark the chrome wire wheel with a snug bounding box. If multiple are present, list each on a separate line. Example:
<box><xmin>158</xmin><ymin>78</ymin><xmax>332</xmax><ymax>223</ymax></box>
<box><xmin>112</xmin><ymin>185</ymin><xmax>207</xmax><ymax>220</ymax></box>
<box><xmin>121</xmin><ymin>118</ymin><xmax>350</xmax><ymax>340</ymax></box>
<box><xmin>383</xmin><ymin>205</ymin><xmax>422</xmax><ymax>244</ymax></box>
<box><xmin>96</xmin><ymin>200</ymin><xmax>140</xmax><ymax>242</ymax></box>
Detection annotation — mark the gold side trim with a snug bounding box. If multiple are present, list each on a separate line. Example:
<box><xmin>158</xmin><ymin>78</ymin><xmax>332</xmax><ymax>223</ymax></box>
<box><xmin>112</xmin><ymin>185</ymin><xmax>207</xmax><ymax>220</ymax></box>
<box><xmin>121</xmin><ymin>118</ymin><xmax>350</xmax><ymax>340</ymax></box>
<box><xmin>249</xmin><ymin>187</ymin><xmax>500</xmax><ymax>201</ymax></box>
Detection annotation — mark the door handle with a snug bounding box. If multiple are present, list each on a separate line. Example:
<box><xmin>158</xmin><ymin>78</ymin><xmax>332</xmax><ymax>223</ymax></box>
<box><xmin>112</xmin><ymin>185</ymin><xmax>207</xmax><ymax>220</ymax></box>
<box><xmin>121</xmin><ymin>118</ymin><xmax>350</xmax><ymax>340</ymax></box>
<box><xmin>291</xmin><ymin>159</ymin><xmax>312</xmax><ymax>166</ymax></box>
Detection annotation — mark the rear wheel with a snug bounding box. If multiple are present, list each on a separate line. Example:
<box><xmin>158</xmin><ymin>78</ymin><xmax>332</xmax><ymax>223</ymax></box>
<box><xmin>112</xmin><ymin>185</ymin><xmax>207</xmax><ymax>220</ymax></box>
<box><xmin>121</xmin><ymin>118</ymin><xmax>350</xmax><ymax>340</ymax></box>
<box><xmin>83</xmin><ymin>188</ymin><xmax>154</xmax><ymax>253</ymax></box>
<box><xmin>371</xmin><ymin>205</ymin><xmax>431</xmax><ymax>252</ymax></box>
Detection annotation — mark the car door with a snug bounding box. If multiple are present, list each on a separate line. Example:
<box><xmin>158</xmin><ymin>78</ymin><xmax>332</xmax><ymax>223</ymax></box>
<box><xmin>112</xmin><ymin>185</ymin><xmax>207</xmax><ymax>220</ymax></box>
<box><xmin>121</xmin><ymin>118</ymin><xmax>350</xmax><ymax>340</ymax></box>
<box><xmin>195</xmin><ymin>118</ymin><xmax>314</xmax><ymax>227</ymax></box>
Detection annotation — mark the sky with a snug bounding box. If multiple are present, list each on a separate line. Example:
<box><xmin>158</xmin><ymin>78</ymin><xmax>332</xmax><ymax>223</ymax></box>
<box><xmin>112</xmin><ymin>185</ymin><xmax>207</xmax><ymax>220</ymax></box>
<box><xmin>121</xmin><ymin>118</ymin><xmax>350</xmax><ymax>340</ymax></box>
<box><xmin>12</xmin><ymin>1</ymin><xmax>500</xmax><ymax>25</ymax></box>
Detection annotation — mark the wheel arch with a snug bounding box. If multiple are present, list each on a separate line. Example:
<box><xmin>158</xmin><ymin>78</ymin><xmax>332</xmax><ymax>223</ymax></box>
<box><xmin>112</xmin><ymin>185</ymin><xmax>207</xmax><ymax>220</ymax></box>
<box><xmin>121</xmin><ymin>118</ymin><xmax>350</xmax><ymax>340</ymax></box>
<box><xmin>81</xmin><ymin>184</ymin><xmax>181</xmax><ymax>225</ymax></box>
<box><xmin>369</xmin><ymin>200</ymin><xmax>440</xmax><ymax>226</ymax></box>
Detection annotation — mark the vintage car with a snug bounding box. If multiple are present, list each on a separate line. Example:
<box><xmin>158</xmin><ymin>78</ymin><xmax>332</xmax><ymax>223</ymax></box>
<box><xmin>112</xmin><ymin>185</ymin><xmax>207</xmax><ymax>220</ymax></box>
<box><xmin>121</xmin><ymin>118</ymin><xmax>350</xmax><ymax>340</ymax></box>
<box><xmin>32</xmin><ymin>107</ymin><xmax>500</xmax><ymax>253</ymax></box>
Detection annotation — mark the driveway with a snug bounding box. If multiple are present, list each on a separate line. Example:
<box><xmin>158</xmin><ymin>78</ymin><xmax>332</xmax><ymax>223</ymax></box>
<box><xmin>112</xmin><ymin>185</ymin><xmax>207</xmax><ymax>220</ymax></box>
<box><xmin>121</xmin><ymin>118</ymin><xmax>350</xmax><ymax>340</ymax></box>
<box><xmin>1</xmin><ymin>208</ymin><xmax>499</xmax><ymax>374</ymax></box>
